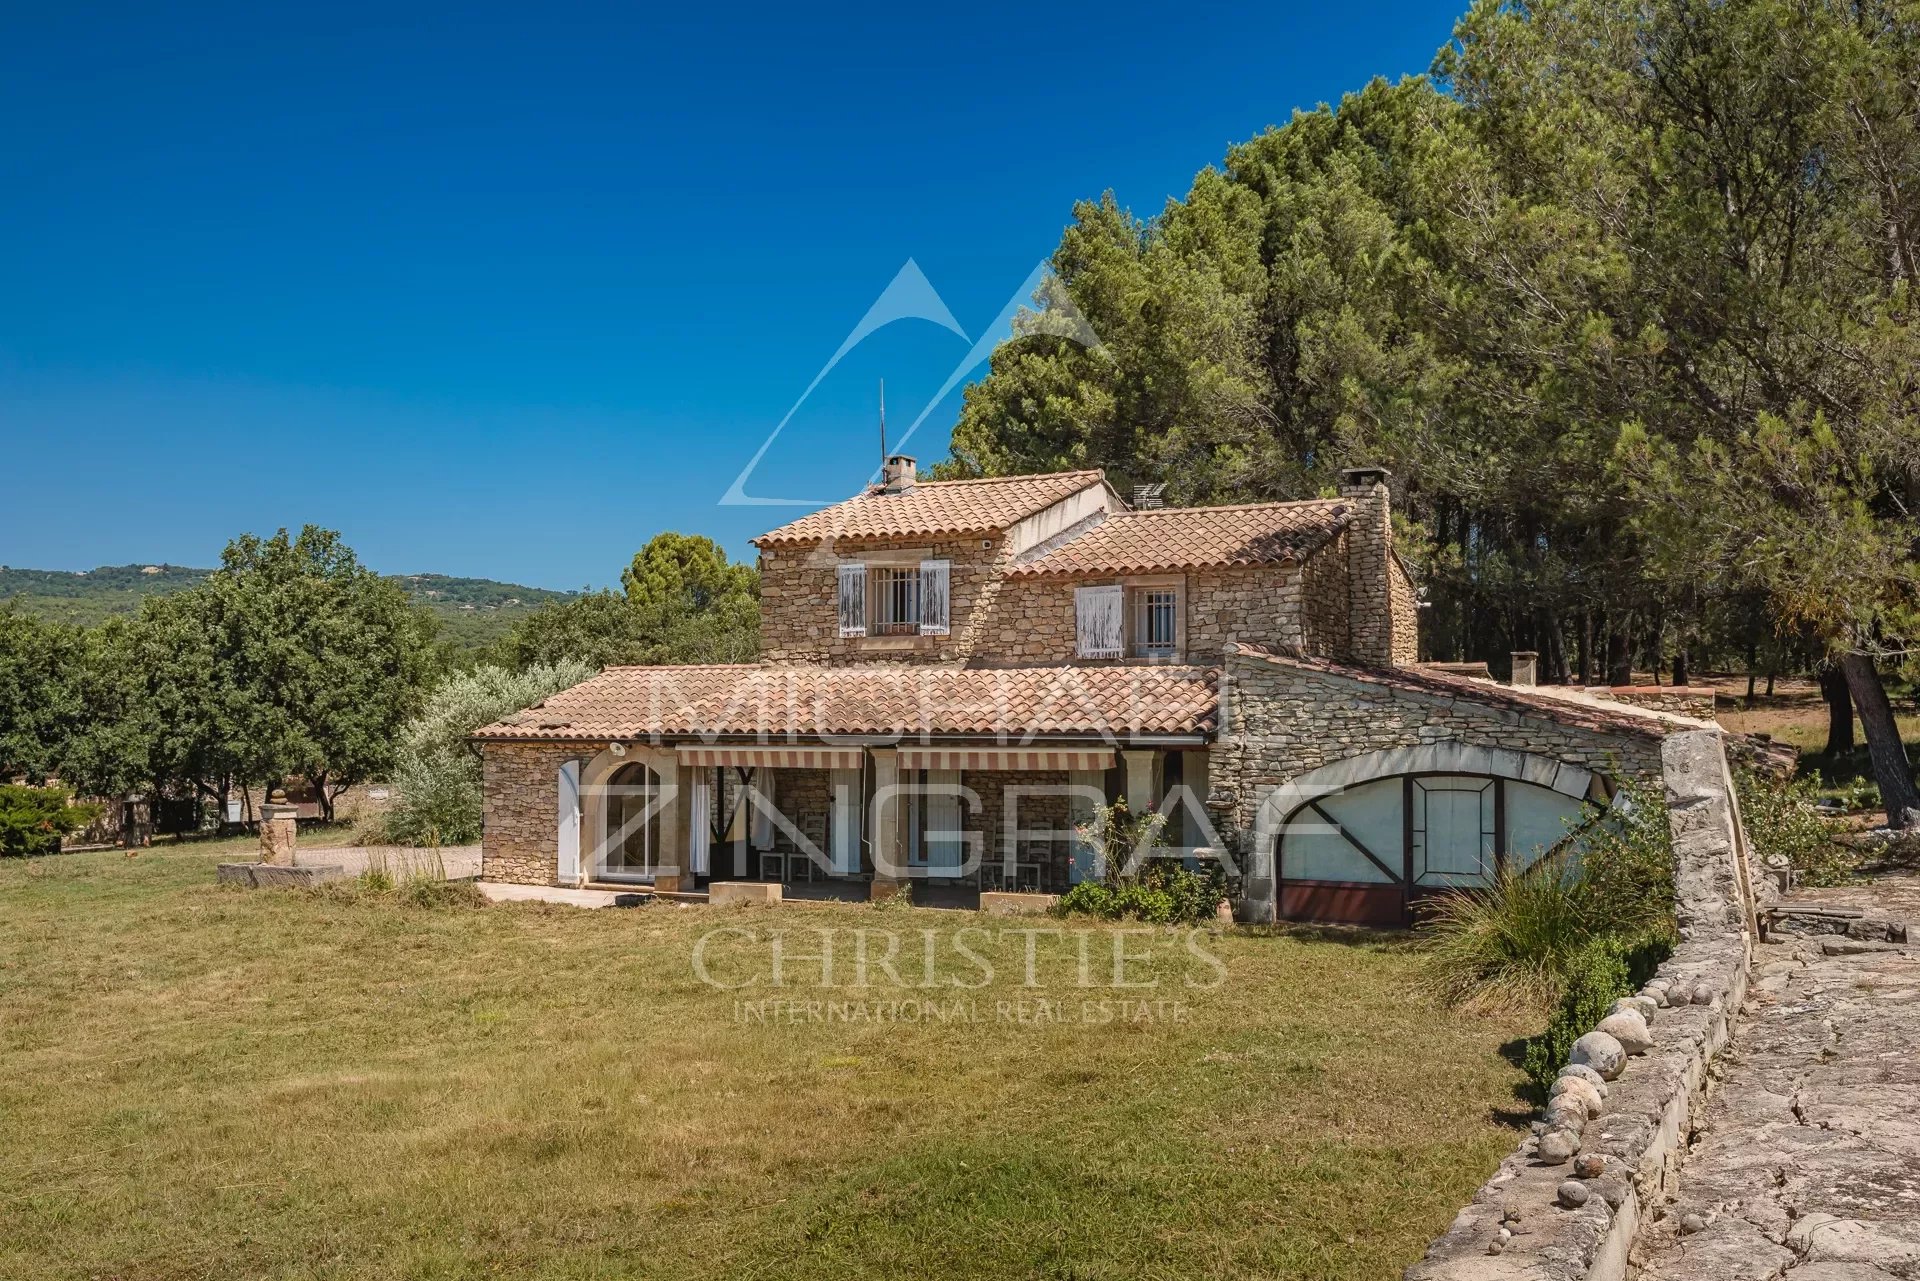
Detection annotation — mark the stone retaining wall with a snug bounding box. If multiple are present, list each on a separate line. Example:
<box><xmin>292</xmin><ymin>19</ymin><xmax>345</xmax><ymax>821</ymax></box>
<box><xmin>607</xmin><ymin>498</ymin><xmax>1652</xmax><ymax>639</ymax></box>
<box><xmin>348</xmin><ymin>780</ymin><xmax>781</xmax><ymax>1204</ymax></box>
<box><xmin>1404</xmin><ymin>729</ymin><xmax>1758</xmax><ymax>1280</ymax></box>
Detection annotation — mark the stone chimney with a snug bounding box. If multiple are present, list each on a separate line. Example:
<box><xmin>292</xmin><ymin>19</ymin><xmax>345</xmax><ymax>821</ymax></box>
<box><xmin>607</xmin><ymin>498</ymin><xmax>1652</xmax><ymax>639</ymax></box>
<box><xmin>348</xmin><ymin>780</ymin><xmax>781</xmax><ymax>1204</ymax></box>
<box><xmin>881</xmin><ymin>454</ymin><xmax>917</xmax><ymax>493</ymax></box>
<box><xmin>1339</xmin><ymin>466</ymin><xmax>1396</xmax><ymax>668</ymax></box>
<box><xmin>1511</xmin><ymin>651</ymin><xmax>1539</xmax><ymax>688</ymax></box>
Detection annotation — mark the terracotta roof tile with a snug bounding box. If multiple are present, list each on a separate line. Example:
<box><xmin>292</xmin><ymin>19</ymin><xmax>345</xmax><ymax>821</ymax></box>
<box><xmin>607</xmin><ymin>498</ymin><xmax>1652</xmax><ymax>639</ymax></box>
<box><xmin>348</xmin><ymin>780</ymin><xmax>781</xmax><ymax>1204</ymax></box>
<box><xmin>752</xmin><ymin>471</ymin><xmax>1106</xmax><ymax>547</ymax></box>
<box><xmin>474</xmin><ymin>663</ymin><xmax>1218</xmax><ymax>742</ymax></box>
<box><xmin>1008</xmin><ymin>500</ymin><xmax>1350</xmax><ymax>577</ymax></box>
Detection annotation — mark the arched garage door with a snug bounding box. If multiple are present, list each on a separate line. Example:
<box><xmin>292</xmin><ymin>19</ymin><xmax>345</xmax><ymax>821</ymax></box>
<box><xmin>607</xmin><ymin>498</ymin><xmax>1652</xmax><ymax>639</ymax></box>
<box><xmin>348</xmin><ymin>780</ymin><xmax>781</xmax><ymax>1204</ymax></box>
<box><xmin>1275</xmin><ymin>772</ymin><xmax>1601</xmax><ymax>926</ymax></box>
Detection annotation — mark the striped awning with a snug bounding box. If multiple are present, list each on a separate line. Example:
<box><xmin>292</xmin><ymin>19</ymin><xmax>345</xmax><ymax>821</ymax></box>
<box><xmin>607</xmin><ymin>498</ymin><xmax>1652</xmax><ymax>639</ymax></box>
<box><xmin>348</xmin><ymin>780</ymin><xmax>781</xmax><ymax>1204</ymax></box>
<box><xmin>677</xmin><ymin>745</ymin><xmax>865</xmax><ymax>769</ymax></box>
<box><xmin>898</xmin><ymin>746</ymin><xmax>1115</xmax><ymax>772</ymax></box>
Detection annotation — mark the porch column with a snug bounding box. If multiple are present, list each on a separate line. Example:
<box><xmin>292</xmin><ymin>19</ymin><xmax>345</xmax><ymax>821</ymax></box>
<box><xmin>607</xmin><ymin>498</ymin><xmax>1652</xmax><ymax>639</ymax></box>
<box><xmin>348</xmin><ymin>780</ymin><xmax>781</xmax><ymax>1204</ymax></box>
<box><xmin>1123</xmin><ymin>749</ymin><xmax>1157</xmax><ymax>815</ymax></box>
<box><xmin>869</xmin><ymin>746</ymin><xmax>906</xmax><ymax>901</ymax></box>
<box><xmin>652</xmin><ymin>755</ymin><xmax>691</xmax><ymax>893</ymax></box>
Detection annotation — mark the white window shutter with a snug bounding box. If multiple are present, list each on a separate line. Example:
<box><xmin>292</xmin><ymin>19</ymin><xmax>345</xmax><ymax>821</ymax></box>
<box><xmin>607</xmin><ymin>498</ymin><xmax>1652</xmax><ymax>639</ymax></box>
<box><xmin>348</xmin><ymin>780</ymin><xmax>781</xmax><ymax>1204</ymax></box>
<box><xmin>1075</xmin><ymin>584</ymin><xmax>1124</xmax><ymax>658</ymax></box>
<box><xmin>837</xmin><ymin>562</ymin><xmax>866</xmax><ymax>637</ymax></box>
<box><xmin>556</xmin><ymin>759</ymin><xmax>582</xmax><ymax>885</ymax></box>
<box><xmin>919</xmin><ymin>559</ymin><xmax>950</xmax><ymax>635</ymax></box>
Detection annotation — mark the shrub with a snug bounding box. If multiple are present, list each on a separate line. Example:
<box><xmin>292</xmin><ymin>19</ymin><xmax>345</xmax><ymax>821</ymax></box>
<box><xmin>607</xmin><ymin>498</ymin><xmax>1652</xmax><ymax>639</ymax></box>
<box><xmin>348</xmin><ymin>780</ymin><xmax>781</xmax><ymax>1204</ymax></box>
<box><xmin>0</xmin><ymin>785</ymin><xmax>102</xmax><ymax>858</ymax></box>
<box><xmin>1053</xmin><ymin>859</ymin><xmax>1225</xmax><ymax>925</ymax></box>
<box><xmin>1519</xmin><ymin>937</ymin><xmax>1632</xmax><ymax>1097</ymax></box>
<box><xmin>1735</xmin><ymin>767</ymin><xmax>1856</xmax><ymax>887</ymax></box>
<box><xmin>378</xmin><ymin>659</ymin><xmax>593</xmax><ymax>846</ymax></box>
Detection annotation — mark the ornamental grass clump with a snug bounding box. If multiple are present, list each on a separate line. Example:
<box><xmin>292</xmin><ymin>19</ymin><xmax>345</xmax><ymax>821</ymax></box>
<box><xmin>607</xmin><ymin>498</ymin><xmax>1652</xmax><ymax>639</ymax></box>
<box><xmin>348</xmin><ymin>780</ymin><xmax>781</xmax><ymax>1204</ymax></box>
<box><xmin>1419</xmin><ymin>779</ymin><xmax>1676</xmax><ymax>1014</ymax></box>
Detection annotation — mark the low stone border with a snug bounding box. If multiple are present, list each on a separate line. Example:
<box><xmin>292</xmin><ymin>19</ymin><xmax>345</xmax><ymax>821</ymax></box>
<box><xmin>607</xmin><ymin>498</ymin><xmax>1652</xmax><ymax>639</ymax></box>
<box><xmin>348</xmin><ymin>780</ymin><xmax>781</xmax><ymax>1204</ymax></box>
<box><xmin>1405</xmin><ymin>730</ymin><xmax>1756</xmax><ymax>1280</ymax></box>
<box><xmin>709</xmin><ymin>881</ymin><xmax>783</xmax><ymax>906</ymax></box>
<box><xmin>977</xmin><ymin>891</ymin><xmax>1060</xmax><ymax>915</ymax></box>
<box><xmin>216</xmin><ymin>862</ymin><xmax>347</xmax><ymax>888</ymax></box>
<box><xmin>1765</xmin><ymin>904</ymin><xmax>1911</xmax><ymax>943</ymax></box>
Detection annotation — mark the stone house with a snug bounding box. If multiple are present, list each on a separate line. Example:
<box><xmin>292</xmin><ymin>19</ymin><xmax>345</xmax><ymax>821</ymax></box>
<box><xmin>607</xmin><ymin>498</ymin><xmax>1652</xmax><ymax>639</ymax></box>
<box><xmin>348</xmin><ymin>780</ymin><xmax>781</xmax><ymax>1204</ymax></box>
<box><xmin>476</xmin><ymin>458</ymin><xmax>1690</xmax><ymax>925</ymax></box>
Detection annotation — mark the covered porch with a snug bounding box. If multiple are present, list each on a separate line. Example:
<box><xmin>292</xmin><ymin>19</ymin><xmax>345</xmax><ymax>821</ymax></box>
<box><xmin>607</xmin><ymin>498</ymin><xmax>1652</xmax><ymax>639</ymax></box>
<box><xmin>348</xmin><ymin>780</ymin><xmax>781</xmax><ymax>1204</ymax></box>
<box><xmin>566</xmin><ymin>738</ymin><xmax>1217</xmax><ymax>903</ymax></box>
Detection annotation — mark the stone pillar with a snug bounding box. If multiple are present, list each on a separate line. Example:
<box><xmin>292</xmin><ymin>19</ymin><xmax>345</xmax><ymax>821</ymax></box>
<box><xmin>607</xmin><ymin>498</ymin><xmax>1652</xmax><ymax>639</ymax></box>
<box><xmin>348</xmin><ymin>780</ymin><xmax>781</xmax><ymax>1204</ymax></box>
<box><xmin>651</xmin><ymin>756</ymin><xmax>690</xmax><ymax>893</ymax></box>
<box><xmin>259</xmin><ymin>792</ymin><xmax>299</xmax><ymax>866</ymax></box>
<box><xmin>1511</xmin><ymin>650</ymin><xmax>1539</xmax><ymax>688</ymax></box>
<box><xmin>1339</xmin><ymin>466</ymin><xmax>1394</xmax><ymax>668</ymax></box>
<box><xmin>869</xmin><ymin>747</ymin><xmax>906</xmax><ymax>901</ymax></box>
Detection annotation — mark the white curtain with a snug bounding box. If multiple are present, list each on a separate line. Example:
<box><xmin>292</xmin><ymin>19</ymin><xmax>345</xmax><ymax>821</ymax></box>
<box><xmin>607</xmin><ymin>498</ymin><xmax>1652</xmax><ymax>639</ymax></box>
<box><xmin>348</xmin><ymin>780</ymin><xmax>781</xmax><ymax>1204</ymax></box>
<box><xmin>749</xmin><ymin>768</ymin><xmax>776</xmax><ymax>850</ymax></box>
<box><xmin>829</xmin><ymin>766</ymin><xmax>862</xmax><ymax>875</ymax></box>
<box><xmin>924</xmin><ymin>767</ymin><xmax>964</xmax><ymax>874</ymax></box>
<box><xmin>688</xmin><ymin>775</ymin><xmax>712</xmax><ymax>878</ymax></box>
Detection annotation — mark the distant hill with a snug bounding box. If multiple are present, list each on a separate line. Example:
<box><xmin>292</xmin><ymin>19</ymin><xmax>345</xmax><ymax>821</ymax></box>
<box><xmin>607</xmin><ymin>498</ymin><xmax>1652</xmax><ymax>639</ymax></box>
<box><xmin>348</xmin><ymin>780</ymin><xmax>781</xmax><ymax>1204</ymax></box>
<box><xmin>0</xmin><ymin>564</ymin><xmax>577</xmax><ymax>651</ymax></box>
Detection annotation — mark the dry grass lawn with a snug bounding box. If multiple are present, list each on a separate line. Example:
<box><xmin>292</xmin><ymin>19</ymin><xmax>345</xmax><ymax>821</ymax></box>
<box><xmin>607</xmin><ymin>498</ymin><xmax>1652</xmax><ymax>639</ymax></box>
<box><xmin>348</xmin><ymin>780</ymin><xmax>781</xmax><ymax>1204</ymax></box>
<box><xmin>1</xmin><ymin>841</ymin><xmax>1530</xmax><ymax>1280</ymax></box>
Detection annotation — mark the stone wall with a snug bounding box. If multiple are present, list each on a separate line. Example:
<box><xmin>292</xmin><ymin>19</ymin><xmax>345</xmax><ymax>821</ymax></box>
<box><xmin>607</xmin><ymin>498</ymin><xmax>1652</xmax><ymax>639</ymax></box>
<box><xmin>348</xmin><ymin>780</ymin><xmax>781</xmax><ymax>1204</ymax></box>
<box><xmin>966</xmin><ymin>768</ymin><xmax>1074</xmax><ymax>884</ymax></box>
<box><xmin>1299</xmin><ymin>530</ymin><xmax>1350</xmax><ymax>659</ymax></box>
<box><xmin>1211</xmin><ymin>649</ymin><xmax>1665</xmax><ymax>838</ymax></box>
<box><xmin>1389</xmin><ymin>553</ymin><xmax>1420</xmax><ymax>665</ymax></box>
<box><xmin>1340</xmin><ymin>470</ymin><xmax>1396</xmax><ymax>667</ymax></box>
<box><xmin>1402</xmin><ymin>729</ymin><xmax>1756</xmax><ymax>1280</ymax></box>
<box><xmin>480</xmin><ymin>740</ymin><xmax>583</xmax><ymax>885</ymax></box>
<box><xmin>1592</xmin><ymin>687</ymin><xmax>1717</xmax><ymax>720</ymax></box>
<box><xmin>1211</xmin><ymin>648</ymin><xmax>1667</xmax><ymax>924</ymax></box>
<box><xmin>758</xmin><ymin>536</ymin><xmax>1007</xmax><ymax>665</ymax></box>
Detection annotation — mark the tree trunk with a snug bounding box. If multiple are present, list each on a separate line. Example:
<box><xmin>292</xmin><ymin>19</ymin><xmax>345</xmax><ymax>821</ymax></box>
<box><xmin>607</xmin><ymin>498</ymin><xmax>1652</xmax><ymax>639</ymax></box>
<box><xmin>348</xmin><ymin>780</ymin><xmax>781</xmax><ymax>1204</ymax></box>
<box><xmin>1819</xmin><ymin>664</ymin><xmax>1855</xmax><ymax>757</ymax></box>
<box><xmin>1672</xmin><ymin>645</ymin><xmax>1690</xmax><ymax>687</ymax></box>
<box><xmin>1840</xmin><ymin>652</ymin><xmax>1920</xmax><ymax>828</ymax></box>
<box><xmin>1606</xmin><ymin>623</ymin><xmax>1633</xmax><ymax>687</ymax></box>
<box><xmin>1577</xmin><ymin>610</ymin><xmax>1594</xmax><ymax>686</ymax></box>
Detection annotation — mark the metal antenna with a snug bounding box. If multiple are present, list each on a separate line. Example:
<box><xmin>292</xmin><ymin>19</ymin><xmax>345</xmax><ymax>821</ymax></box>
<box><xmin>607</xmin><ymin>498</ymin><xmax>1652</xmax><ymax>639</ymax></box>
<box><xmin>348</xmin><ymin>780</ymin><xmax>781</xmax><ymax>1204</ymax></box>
<box><xmin>879</xmin><ymin>379</ymin><xmax>887</xmax><ymax>464</ymax></box>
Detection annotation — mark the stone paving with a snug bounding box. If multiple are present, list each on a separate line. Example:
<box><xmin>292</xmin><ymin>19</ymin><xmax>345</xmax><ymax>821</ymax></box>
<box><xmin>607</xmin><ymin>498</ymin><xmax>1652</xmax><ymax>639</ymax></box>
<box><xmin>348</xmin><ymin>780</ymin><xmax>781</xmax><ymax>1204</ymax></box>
<box><xmin>1633</xmin><ymin>900</ymin><xmax>1920</xmax><ymax>1280</ymax></box>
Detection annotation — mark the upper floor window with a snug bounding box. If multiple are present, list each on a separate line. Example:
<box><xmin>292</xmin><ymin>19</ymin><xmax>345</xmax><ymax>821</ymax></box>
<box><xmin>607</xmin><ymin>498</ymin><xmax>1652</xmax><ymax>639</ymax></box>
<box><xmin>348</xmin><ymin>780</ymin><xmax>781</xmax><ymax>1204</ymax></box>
<box><xmin>871</xmin><ymin>566</ymin><xmax>921</xmax><ymax>635</ymax></box>
<box><xmin>838</xmin><ymin>559</ymin><xmax>949</xmax><ymax>638</ymax></box>
<box><xmin>1131</xmin><ymin>587</ymin><xmax>1178</xmax><ymax>658</ymax></box>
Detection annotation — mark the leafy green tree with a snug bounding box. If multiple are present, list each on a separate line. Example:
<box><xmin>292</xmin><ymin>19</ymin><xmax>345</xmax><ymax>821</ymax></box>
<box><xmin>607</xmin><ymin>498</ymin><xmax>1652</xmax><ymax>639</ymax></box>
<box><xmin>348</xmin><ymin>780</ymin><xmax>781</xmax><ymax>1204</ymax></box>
<box><xmin>380</xmin><ymin>659</ymin><xmax>593</xmax><ymax>846</ymax></box>
<box><xmin>0</xmin><ymin>607</ymin><xmax>85</xmax><ymax>784</ymax></box>
<box><xmin>117</xmin><ymin>528</ymin><xmax>438</xmax><ymax>824</ymax></box>
<box><xmin>496</xmin><ymin>532</ymin><xmax>760</xmax><ymax>669</ymax></box>
<box><xmin>0</xmin><ymin>784</ymin><xmax>101</xmax><ymax>857</ymax></box>
<box><xmin>202</xmin><ymin>527</ymin><xmax>438</xmax><ymax>820</ymax></box>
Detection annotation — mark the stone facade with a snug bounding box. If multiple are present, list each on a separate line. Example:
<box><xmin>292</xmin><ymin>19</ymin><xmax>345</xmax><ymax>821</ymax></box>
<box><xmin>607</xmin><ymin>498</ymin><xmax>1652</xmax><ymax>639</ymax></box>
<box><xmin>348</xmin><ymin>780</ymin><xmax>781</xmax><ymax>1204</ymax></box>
<box><xmin>1299</xmin><ymin>529</ymin><xmax>1351</xmax><ymax>659</ymax></box>
<box><xmin>1211</xmin><ymin>648</ymin><xmax>1667</xmax><ymax>920</ymax></box>
<box><xmin>759</xmin><ymin>536</ymin><xmax>1007</xmax><ymax>665</ymax></box>
<box><xmin>758</xmin><ymin>476</ymin><xmax>1415</xmax><ymax>671</ymax></box>
<box><xmin>1591</xmin><ymin>686</ymin><xmax>1717</xmax><ymax>719</ymax></box>
<box><xmin>1387</xmin><ymin>553</ymin><xmax>1419</xmax><ymax>665</ymax></box>
<box><xmin>481</xmin><ymin>740</ymin><xmax>585</xmax><ymax>885</ymax></box>
<box><xmin>1339</xmin><ymin>468</ymin><xmax>1397</xmax><ymax>668</ymax></box>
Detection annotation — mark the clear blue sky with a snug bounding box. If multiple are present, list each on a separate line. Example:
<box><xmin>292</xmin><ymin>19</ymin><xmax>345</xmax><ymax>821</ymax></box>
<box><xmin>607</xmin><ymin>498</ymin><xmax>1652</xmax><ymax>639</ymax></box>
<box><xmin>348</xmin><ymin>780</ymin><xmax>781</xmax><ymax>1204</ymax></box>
<box><xmin>0</xmin><ymin>1</ymin><xmax>1463</xmax><ymax>590</ymax></box>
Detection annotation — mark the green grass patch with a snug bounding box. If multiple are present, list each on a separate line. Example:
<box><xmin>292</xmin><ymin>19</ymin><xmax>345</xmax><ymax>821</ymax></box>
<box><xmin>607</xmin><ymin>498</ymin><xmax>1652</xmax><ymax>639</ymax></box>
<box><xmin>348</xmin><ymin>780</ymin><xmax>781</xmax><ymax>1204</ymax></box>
<box><xmin>1</xmin><ymin>844</ymin><xmax>1528</xmax><ymax>1280</ymax></box>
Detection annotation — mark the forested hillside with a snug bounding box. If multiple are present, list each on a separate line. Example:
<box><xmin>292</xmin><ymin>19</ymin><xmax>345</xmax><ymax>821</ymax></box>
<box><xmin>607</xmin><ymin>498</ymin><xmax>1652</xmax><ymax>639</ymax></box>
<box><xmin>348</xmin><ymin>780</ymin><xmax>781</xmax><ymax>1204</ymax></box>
<box><xmin>0</xmin><ymin>564</ymin><xmax>574</xmax><ymax>650</ymax></box>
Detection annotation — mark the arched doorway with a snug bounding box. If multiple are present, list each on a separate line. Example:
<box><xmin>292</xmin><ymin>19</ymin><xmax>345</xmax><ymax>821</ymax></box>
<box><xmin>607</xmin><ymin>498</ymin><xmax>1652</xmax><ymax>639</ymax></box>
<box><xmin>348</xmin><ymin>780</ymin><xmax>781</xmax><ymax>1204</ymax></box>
<box><xmin>599</xmin><ymin>761</ymin><xmax>664</xmax><ymax>883</ymax></box>
<box><xmin>1270</xmin><ymin>763</ymin><xmax>1611</xmax><ymax>927</ymax></box>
